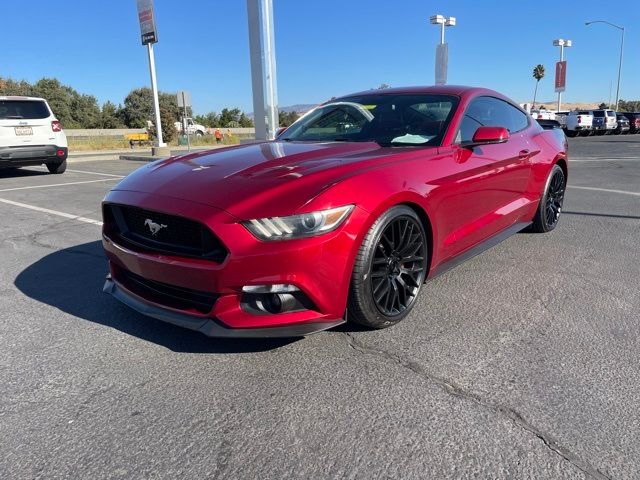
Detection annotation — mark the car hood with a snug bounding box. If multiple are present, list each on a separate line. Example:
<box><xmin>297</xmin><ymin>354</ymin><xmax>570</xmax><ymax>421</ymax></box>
<box><xmin>112</xmin><ymin>141</ymin><xmax>426</xmax><ymax>218</ymax></box>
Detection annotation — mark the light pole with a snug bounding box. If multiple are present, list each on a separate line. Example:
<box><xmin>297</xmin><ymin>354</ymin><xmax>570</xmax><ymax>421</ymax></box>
<box><xmin>248</xmin><ymin>0</ymin><xmax>279</xmax><ymax>140</ymax></box>
<box><xmin>585</xmin><ymin>20</ymin><xmax>624</xmax><ymax>110</ymax></box>
<box><xmin>430</xmin><ymin>14</ymin><xmax>456</xmax><ymax>85</ymax></box>
<box><xmin>552</xmin><ymin>39</ymin><xmax>571</xmax><ymax>112</ymax></box>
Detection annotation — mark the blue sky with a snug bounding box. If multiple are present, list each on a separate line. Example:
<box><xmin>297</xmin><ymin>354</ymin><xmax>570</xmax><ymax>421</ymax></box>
<box><xmin>3</xmin><ymin>1</ymin><xmax>639</xmax><ymax>114</ymax></box>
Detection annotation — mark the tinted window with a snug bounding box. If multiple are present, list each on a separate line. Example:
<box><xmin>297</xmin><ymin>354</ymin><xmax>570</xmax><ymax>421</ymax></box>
<box><xmin>0</xmin><ymin>100</ymin><xmax>50</xmax><ymax>119</ymax></box>
<box><xmin>455</xmin><ymin>96</ymin><xmax>528</xmax><ymax>143</ymax></box>
<box><xmin>593</xmin><ymin>111</ymin><xmax>605</xmax><ymax>117</ymax></box>
<box><xmin>280</xmin><ymin>94</ymin><xmax>459</xmax><ymax>147</ymax></box>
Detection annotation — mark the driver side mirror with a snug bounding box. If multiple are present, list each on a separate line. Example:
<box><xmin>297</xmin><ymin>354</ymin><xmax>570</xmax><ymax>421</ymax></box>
<box><xmin>465</xmin><ymin>126</ymin><xmax>509</xmax><ymax>147</ymax></box>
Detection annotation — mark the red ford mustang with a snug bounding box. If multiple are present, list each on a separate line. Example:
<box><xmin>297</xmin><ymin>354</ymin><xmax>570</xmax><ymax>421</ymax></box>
<box><xmin>102</xmin><ymin>86</ymin><xmax>567</xmax><ymax>337</ymax></box>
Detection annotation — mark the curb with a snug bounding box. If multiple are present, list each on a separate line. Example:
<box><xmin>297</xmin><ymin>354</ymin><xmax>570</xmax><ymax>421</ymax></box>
<box><xmin>118</xmin><ymin>155</ymin><xmax>159</xmax><ymax>162</ymax></box>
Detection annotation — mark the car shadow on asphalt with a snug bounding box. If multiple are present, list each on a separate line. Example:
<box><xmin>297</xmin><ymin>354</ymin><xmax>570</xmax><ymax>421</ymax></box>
<box><xmin>14</xmin><ymin>241</ymin><xmax>298</xmax><ymax>353</ymax></box>
<box><xmin>0</xmin><ymin>168</ymin><xmax>49</xmax><ymax>178</ymax></box>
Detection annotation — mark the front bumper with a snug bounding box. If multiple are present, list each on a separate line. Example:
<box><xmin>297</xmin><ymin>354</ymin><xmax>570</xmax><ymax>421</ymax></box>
<box><xmin>0</xmin><ymin>145</ymin><xmax>67</xmax><ymax>168</ymax></box>
<box><xmin>102</xmin><ymin>190</ymin><xmax>371</xmax><ymax>336</ymax></box>
<box><xmin>103</xmin><ymin>276</ymin><xmax>344</xmax><ymax>337</ymax></box>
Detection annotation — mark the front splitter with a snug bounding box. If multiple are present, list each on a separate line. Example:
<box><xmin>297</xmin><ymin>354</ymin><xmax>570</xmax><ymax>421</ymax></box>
<box><xmin>103</xmin><ymin>278</ymin><xmax>345</xmax><ymax>338</ymax></box>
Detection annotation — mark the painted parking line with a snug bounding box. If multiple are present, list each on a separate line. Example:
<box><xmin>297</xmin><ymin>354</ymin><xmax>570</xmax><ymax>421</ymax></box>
<box><xmin>568</xmin><ymin>185</ymin><xmax>640</xmax><ymax>197</ymax></box>
<box><xmin>66</xmin><ymin>168</ymin><xmax>125</xmax><ymax>178</ymax></box>
<box><xmin>0</xmin><ymin>197</ymin><xmax>102</xmax><ymax>226</ymax></box>
<box><xmin>31</xmin><ymin>166</ymin><xmax>126</xmax><ymax>178</ymax></box>
<box><xmin>0</xmin><ymin>178</ymin><xmax>121</xmax><ymax>192</ymax></box>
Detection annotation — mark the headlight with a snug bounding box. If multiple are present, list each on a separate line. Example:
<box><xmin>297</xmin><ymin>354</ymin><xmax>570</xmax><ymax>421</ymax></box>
<box><xmin>243</xmin><ymin>205</ymin><xmax>354</xmax><ymax>241</ymax></box>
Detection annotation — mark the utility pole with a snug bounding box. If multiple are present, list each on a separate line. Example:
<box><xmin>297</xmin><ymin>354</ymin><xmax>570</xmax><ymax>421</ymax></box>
<box><xmin>586</xmin><ymin>21</ymin><xmax>624</xmax><ymax>110</ymax></box>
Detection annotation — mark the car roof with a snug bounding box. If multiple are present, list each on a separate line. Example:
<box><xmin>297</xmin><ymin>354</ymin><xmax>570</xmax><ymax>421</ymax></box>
<box><xmin>0</xmin><ymin>96</ymin><xmax>47</xmax><ymax>102</ymax></box>
<box><xmin>334</xmin><ymin>85</ymin><xmax>504</xmax><ymax>100</ymax></box>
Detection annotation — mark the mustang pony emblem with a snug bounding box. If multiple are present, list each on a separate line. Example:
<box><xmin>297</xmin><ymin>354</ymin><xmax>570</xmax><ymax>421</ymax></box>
<box><xmin>144</xmin><ymin>219</ymin><xmax>167</xmax><ymax>236</ymax></box>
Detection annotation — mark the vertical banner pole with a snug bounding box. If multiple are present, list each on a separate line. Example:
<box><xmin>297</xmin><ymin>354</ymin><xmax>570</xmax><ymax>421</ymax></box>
<box><xmin>147</xmin><ymin>43</ymin><xmax>164</xmax><ymax>147</ymax></box>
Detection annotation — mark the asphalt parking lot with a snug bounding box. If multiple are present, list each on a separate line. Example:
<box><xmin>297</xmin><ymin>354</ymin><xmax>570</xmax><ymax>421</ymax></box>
<box><xmin>1</xmin><ymin>135</ymin><xmax>639</xmax><ymax>479</ymax></box>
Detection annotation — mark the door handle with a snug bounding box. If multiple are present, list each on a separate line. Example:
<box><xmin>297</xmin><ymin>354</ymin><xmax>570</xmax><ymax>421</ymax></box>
<box><xmin>518</xmin><ymin>149</ymin><xmax>530</xmax><ymax>159</ymax></box>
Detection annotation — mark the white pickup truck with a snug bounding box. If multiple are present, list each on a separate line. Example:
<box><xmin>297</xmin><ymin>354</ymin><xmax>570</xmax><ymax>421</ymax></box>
<box><xmin>557</xmin><ymin>110</ymin><xmax>593</xmax><ymax>137</ymax></box>
<box><xmin>174</xmin><ymin>118</ymin><xmax>207</xmax><ymax>136</ymax></box>
<box><xmin>530</xmin><ymin>109</ymin><xmax>556</xmax><ymax>120</ymax></box>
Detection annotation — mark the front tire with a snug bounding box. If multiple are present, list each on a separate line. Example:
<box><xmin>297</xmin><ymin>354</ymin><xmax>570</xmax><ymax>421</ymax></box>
<box><xmin>530</xmin><ymin>164</ymin><xmax>565</xmax><ymax>233</ymax></box>
<box><xmin>348</xmin><ymin>206</ymin><xmax>428</xmax><ymax>329</ymax></box>
<box><xmin>46</xmin><ymin>160</ymin><xmax>67</xmax><ymax>174</ymax></box>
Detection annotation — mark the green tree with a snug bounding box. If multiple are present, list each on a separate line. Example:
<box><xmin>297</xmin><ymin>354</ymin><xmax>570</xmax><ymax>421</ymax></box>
<box><xmin>70</xmin><ymin>94</ymin><xmax>101</xmax><ymax>128</ymax></box>
<box><xmin>194</xmin><ymin>112</ymin><xmax>220</xmax><ymax>128</ymax></box>
<box><xmin>0</xmin><ymin>77</ymin><xmax>33</xmax><ymax>96</ymax></box>
<box><xmin>149</xmin><ymin>107</ymin><xmax>176</xmax><ymax>143</ymax></box>
<box><xmin>617</xmin><ymin>100</ymin><xmax>640</xmax><ymax>112</ymax></box>
<box><xmin>278</xmin><ymin>111</ymin><xmax>299</xmax><ymax>127</ymax></box>
<box><xmin>238</xmin><ymin>112</ymin><xmax>254</xmax><ymax>127</ymax></box>
<box><xmin>31</xmin><ymin>78</ymin><xmax>77</xmax><ymax>127</ymax></box>
<box><xmin>531</xmin><ymin>64</ymin><xmax>545</xmax><ymax>109</ymax></box>
<box><xmin>377</xmin><ymin>83</ymin><xmax>390</xmax><ymax>89</ymax></box>
<box><xmin>100</xmin><ymin>101</ymin><xmax>125</xmax><ymax>128</ymax></box>
<box><xmin>218</xmin><ymin>107</ymin><xmax>242</xmax><ymax>127</ymax></box>
<box><xmin>598</xmin><ymin>102</ymin><xmax>609</xmax><ymax>110</ymax></box>
<box><xmin>122</xmin><ymin>87</ymin><xmax>181</xmax><ymax>128</ymax></box>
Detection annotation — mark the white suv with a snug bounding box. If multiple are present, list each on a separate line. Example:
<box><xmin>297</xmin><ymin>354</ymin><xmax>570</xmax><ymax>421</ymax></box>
<box><xmin>0</xmin><ymin>96</ymin><xmax>68</xmax><ymax>173</ymax></box>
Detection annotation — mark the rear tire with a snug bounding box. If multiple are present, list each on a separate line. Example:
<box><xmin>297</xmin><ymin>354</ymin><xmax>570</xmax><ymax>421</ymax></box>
<box><xmin>46</xmin><ymin>160</ymin><xmax>67</xmax><ymax>174</ymax></box>
<box><xmin>530</xmin><ymin>164</ymin><xmax>565</xmax><ymax>233</ymax></box>
<box><xmin>347</xmin><ymin>206</ymin><xmax>428</xmax><ymax>329</ymax></box>
<box><xmin>565</xmin><ymin>130</ymin><xmax>578</xmax><ymax>138</ymax></box>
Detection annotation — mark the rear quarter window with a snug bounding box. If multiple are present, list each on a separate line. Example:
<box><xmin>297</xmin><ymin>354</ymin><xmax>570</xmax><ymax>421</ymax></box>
<box><xmin>0</xmin><ymin>100</ymin><xmax>50</xmax><ymax>120</ymax></box>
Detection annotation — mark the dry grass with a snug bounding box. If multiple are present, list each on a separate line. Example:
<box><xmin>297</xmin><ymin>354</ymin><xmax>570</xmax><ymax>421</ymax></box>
<box><xmin>67</xmin><ymin>136</ymin><xmax>133</xmax><ymax>151</ymax></box>
<box><xmin>68</xmin><ymin>134</ymin><xmax>241</xmax><ymax>152</ymax></box>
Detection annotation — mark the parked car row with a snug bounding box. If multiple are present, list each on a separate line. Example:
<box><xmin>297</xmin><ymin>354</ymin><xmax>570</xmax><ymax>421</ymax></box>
<box><xmin>552</xmin><ymin>109</ymin><xmax>640</xmax><ymax>137</ymax></box>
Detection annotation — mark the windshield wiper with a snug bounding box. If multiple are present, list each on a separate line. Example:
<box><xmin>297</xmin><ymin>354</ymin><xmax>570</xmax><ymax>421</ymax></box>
<box><xmin>4</xmin><ymin>115</ymin><xmax>24</xmax><ymax>119</ymax></box>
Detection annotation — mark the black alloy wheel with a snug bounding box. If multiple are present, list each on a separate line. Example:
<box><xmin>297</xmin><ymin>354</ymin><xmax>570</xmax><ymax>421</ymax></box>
<box><xmin>348</xmin><ymin>206</ymin><xmax>428</xmax><ymax>329</ymax></box>
<box><xmin>530</xmin><ymin>164</ymin><xmax>565</xmax><ymax>233</ymax></box>
<box><xmin>370</xmin><ymin>216</ymin><xmax>426</xmax><ymax>316</ymax></box>
<box><xmin>544</xmin><ymin>167</ymin><xmax>565</xmax><ymax>230</ymax></box>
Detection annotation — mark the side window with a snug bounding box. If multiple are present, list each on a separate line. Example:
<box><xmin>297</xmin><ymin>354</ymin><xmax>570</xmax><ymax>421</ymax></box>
<box><xmin>455</xmin><ymin>96</ymin><xmax>529</xmax><ymax>143</ymax></box>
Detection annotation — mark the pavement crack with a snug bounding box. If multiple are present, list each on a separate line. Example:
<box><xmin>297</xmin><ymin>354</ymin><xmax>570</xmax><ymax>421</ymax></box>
<box><xmin>343</xmin><ymin>332</ymin><xmax>611</xmax><ymax>480</ymax></box>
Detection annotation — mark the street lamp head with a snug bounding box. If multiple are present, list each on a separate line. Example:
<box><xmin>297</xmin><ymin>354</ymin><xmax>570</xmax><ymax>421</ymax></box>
<box><xmin>565</xmin><ymin>40</ymin><xmax>572</xmax><ymax>47</ymax></box>
<box><xmin>553</xmin><ymin>39</ymin><xmax>565</xmax><ymax>46</ymax></box>
<box><xmin>430</xmin><ymin>14</ymin><xmax>445</xmax><ymax>25</ymax></box>
<box><xmin>445</xmin><ymin>17</ymin><xmax>456</xmax><ymax>27</ymax></box>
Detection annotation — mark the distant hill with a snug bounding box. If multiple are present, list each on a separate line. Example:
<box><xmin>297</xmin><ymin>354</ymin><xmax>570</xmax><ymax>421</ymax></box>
<box><xmin>249</xmin><ymin>103</ymin><xmax>316</xmax><ymax>118</ymax></box>
<box><xmin>280</xmin><ymin>104</ymin><xmax>316</xmax><ymax>114</ymax></box>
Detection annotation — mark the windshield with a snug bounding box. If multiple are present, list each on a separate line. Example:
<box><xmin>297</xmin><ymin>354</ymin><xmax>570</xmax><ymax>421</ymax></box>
<box><xmin>0</xmin><ymin>100</ymin><xmax>50</xmax><ymax>120</ymax></box>
<box><xmin>280</xmin><ymin>94</ymin><xmax>458</xmax><ymax>147</ymax></box>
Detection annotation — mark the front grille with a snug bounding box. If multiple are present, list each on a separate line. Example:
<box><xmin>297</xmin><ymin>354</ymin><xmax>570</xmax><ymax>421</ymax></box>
<box><xmin>115</xmin><ymin>266</ymin><xmax>218</xmax><ymax>314</ymax></box>
<box><xmin>103</xmin><ymin>204</ymin><xmax>227</xmax><ymax>262</ymax></box>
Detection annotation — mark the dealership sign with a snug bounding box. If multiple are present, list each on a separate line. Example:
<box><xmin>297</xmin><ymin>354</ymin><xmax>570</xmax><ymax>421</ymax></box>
<box><xmin>137</xmin><ymin>0</ymin><xmax>158</xmax><ymax>45</ymax></box>
<box><xmin>555</xmin><ymin>60</ymin><xmax>567</xmax><ymax>93</ymax></box>
<box><xmin>435</xmin><ymin>43</ymin><xmax>448</xmax><ymax>85</ymax></box>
